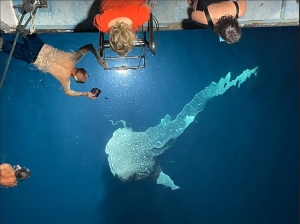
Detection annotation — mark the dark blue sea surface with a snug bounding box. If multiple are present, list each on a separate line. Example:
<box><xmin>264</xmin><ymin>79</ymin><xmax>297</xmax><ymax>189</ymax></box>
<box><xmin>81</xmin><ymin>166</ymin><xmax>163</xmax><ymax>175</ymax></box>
<box><xmin>0</xmin><ymin>26</ymin><xmax>298</xmax><ymax>224</ymax></box>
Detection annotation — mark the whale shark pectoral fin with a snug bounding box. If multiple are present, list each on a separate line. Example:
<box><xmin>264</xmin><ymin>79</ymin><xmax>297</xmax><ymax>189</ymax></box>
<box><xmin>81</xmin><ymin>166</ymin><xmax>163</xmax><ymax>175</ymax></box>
<box><xmin>156</xmin><ymin>170</ymin><xmax>180</xmax><ymax>190</ymax></box>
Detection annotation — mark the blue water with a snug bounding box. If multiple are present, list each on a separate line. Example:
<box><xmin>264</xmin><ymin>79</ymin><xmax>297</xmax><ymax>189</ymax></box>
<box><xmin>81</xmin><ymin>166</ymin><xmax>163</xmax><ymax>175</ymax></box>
<box><xmin>0</xmin><ymin>26</ymin><xmax>298</xmax><ymax>224</ymax></box>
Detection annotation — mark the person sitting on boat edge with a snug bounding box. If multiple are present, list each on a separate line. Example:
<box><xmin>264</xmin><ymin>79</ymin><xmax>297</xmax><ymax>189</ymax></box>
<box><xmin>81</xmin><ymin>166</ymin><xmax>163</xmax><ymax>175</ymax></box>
<box><xmin>93</xmin><ymin>0</ymin><xmax>153</xmax><ymax>56</ymax></box>
<box><xmin>188</xmin><ymin>0</ymin><xmax>247</xmax><ymax>44</ymax></box>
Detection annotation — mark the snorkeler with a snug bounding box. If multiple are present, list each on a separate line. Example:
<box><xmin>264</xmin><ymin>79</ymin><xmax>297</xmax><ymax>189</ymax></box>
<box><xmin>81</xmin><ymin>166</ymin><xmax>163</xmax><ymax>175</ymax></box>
<box><xmin>0</xmin><ymin>33</ymin><xmax>106</xmax><ymax>99</ymax></box>
<box><xmin>188</xmin><ymin>0</ymin><xmax>247</xmax><ymax>44</ymax></box>
<box><xmin>0</xmin><ymin>163</ymin><xmax>31</xmax><ymax>188</ymax></box>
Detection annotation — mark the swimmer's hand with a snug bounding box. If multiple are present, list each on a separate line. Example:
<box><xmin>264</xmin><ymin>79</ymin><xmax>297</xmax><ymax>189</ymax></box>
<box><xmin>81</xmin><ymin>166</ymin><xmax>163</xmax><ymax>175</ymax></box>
<box><xmin>9</xmin><ymin>181</ymin><xmax>18</xmax><ymax>188</ymax></box>
<box><xmin>86</xmin><ymin>92</ymin><xmax>97</xmax><ymax>100</ymax></box>
<box><xmin>97</xmin><ymin>58</ymin><xmax>107</xmax><ymax>69</ymax></box>
<box><xmin>82</xmin><ymin>43</ymin><xmax>107</xmax><ymax>69</ymax></box>
<box><xmin>86</xmin><ymin>88</ymin><xmax>101</xmax><ymax>99</ymax></box>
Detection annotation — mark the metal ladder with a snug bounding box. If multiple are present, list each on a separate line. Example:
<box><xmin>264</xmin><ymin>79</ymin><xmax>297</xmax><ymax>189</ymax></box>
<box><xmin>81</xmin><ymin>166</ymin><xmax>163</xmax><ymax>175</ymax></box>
<box><xmin>98</xmin><ymin>13</ymin><xmax>156</xmax><ymax>70</ymax></box>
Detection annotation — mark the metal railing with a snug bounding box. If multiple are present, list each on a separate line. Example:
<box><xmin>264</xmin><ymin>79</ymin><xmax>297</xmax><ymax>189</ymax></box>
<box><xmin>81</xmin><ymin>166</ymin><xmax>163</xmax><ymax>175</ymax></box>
<box><xmin>98</xmin><ymin>13</ymin><xmax>156</xmax><ymax>70</ymax></box>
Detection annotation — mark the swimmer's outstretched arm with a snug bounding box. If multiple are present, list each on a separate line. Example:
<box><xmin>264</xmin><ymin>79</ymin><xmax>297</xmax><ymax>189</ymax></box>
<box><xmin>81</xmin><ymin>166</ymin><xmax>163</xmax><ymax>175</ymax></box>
<box><xmin>62</xmin><ymin>81</ymin><xmax>97</xmax><ymax>99</ymax></box>
<box><xmin>74</xmin><ymin>44</ymin><xmax>107</xmax><ymax>69</ymax></box>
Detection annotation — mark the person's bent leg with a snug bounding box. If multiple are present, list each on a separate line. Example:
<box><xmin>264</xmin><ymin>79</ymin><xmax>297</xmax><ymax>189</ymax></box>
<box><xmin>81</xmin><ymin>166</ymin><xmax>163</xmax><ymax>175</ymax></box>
<box><xmin>0</xmin><ymin>37</ymin><xmax>32</xmax><ymax>64</ymax></box>
<box><xmin>22</xmin><ymin>34</ymin><xmax>44</xmax><ymax>62</ymax></box>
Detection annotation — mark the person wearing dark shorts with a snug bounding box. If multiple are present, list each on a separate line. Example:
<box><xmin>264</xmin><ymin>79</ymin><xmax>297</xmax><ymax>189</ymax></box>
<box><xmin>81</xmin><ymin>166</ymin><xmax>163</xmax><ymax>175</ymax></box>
<box><xmin>0</xmin><ymin>34</ymin><xmax>106</xmax><ymax>98</ymax></box>
<box><xmin>1</xmin><ymin>34</ymin><xmax>44</xmax><ymax>64</ymax></box>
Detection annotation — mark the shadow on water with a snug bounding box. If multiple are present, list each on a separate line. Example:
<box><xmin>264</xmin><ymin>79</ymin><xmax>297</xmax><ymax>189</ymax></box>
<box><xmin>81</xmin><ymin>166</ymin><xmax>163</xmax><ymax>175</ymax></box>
<box><xmin>98</xmin><ymin>166</ymin><xmax>191</xmax><ymax>224</ymax></box>
<box><xmin>181</xmin><ymin>5</ymin><xmax>205</xmax><ymax>30</ymax></box>
<box><xmin>74</xmin><ymin>0</ymin><xmax>102</xmax><ymax>30</ymax></box>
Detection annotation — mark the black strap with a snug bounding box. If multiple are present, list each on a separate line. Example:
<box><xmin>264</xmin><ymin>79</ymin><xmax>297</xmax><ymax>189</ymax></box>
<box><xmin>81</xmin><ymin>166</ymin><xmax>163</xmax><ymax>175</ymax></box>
<box><xmin>204</xmin><ymin>7</ymin><xmax>214</xmax><ymax>30</ymax></box>
<box><xmin>233</xmin><ymin>1</ymin><xmax>239</xmax><ymax>18</ymax></box>
<box><xmin>203</xmin><ymin>0</ymin><xmax>239</xmax><ymax>30</ymax></box>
